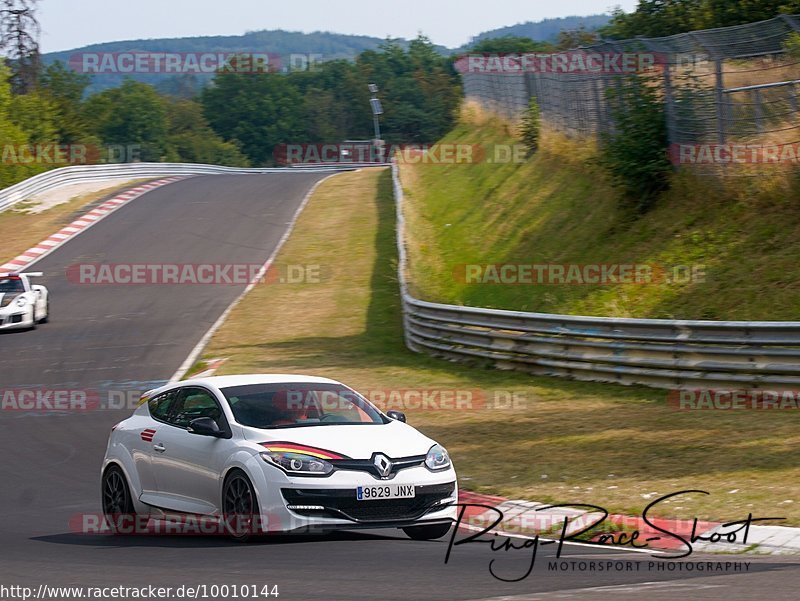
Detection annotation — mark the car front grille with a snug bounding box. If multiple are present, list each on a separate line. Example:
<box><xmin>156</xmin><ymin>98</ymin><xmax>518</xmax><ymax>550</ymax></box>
<box><xmin>281</xmin><ymin>482</ymin><xmax>456</xmax><ymax>523</ymax></box>
<box><xmin>329</xmin><ymin>455</ymin><xmax>426</xmax><ymax>478</ymax></box>
<box><xmin>0</xmin><ymin>314</ymin><xmax>24</xmax><ymax>325</ymax></box>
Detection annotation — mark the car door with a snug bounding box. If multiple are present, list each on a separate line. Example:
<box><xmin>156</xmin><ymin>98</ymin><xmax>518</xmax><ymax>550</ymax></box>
<box><xmin>150</xmin><ymin>386</ymin><xmax>232</xmax><ymax>515</ymax></box>
<box><xmin>132</xmin><ymin>390</ymin><xmax>178</xmax><ymax>497</ymax></box>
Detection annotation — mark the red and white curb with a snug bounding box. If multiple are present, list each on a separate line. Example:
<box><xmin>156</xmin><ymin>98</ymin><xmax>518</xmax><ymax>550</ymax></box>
<box><xmin>187</xmin><ymin>357</ymin><xmax>228</xmax><ymax>379</ymax></box>
<box><xmin>1</xmin><ymin>177</ymin><xmax>186</xmax><ymax>273</ymax></box>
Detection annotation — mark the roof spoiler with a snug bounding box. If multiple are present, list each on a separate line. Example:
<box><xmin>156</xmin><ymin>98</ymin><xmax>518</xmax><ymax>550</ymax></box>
<box><xmin>1</xmin><ymin>271</ymin><xmax>43</xmax><ymax>278</ymax></box>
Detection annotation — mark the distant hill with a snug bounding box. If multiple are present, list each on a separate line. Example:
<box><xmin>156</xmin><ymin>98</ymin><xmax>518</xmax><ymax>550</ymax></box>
<box><xmin>43</xmin><ymin>29</ymin><xmax>449</xmax><ymax>95</ymax></box>
<box><xmin>43</xmin><ymin>16</ymin><xmax>612</xmax><ymax>95</ymax></box>
<box><xmin>462</xmin><ymin>14</ymin><xmax>612</xmax><ymax>49</ymax></box>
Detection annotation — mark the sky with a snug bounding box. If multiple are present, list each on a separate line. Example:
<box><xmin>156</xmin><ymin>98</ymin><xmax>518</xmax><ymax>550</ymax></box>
<box><xmin>39</xmin><ymin>0</ymin><xmax>639</xmax><ymax>52</ymax></box>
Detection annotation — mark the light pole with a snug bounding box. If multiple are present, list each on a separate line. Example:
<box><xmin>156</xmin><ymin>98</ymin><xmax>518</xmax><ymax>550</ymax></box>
<box><xmin>368</xmin><ymin>83</ymin><xmax>384</xmax><ymax>162</ymax></box>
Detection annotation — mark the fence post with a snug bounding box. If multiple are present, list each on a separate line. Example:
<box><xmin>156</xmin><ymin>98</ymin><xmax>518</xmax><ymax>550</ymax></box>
<box><xmin>779</xmin><ymin>13</ymin><xmax>800</xmax><ymax>32</ymax></box>
<box><xmin>591</xmin><ymin>77</ymin><xmax>604</xmax><ymax>135</ymax></box>
<box><xmin>662</xmin><ymin>60</ymin><xmax>678</xmax><ymax>167</ymax></box>
<box><xmin>714</xmin><ymin>58</ymin><xmax>726</xmax><ymax>145</ymax></box>
<box><xmin>753</xmin><ymin>88</ymin><xmax>764</xmax><ymax>134</ymax></box>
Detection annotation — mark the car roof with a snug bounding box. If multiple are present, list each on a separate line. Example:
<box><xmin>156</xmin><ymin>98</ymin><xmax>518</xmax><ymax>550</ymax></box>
<box><xmin>168</xmin><ymin>374</ymin><xmax>343</xmax><ymax>391</ymax></box>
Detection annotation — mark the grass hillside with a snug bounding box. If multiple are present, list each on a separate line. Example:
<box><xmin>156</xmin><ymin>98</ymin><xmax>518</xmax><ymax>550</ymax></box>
<box><xmin>199</xmin><ymin>168</ymin><xmax>800</xmax><ymax>523</ymax></box>
<box><xmin>401</xmin><ymin>104</ymin><xmax>800</xmax><ymax>320</ymax></box>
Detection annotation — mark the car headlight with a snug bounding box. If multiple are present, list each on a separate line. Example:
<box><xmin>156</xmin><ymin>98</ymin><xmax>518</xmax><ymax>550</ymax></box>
<box><xmin>425</xmin><ymin>444</ymin><xmax>451</xmax><ymax>471</ymax></box>
<box><xmin>260</xmin><ymin>451</ymin><xmax>334</xmax><ymax>476</ymax></box>
<box><xmin>15</xmin><ymin>295</ymin><xmax>28</xmax><ymax>307</ymax></box>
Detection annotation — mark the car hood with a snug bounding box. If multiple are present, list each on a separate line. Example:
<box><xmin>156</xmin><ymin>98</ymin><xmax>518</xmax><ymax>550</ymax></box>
<box><xmin>240</xmin><ymin>420</ymin><xmax>437</xmax><ymax>459</ymax></box>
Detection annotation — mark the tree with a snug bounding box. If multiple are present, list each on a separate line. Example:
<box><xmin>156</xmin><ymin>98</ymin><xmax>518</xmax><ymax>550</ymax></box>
<box><xmin>467</xmin><ymin>36</ymin><xmax>554</xmax><ymax>54</ymax></box>
<box><xmin>0</xmin><ymin>63</ymin><xmax>44</xmax><ymax>185</ymax></box>
<box><xmin>83</xmin><ymin>80</ymin><xmax>169</xmax><ymax>161</ymax></box>
<box><xmin>601</xmin><ymin>73</ymin><xmax>671</xmax><ymax>212</ymax></box>
<box><xmin>200</xmin><ymin>34</ymin><xmax>461</xmax><ymax>162</ymax></box>
<box><xmin>201</xmin><ymin>72</ymin><xmax>306</xmax><ymax>165</ymax></box>
<box><xmin>39</xmin><ymin>61</ymin><xmax>91</xmax><ymax>144</ymax></box>
<box><xmin>0</xmin><ymin>0</ymin><xmax>40</xmax><ymax>93</ymax></box>
<box><xmin>164</xmin><ymin>99</ymin><xmax>249</xmax><ymax>166</ymax></box>
<box><xmin>357</xmin><ymin>36</ymin><xmax>461</xmax><ymax>143</ymax></box>
<box><xmin>556</xmin><ymin>27</ymin><xmax>600</xmax><ymax>50</ymax></box>
<box><xmin>10</xmin><ymin>91</ymin><xmax>56</xmax><ymax>143</ymax></box>
<box><xmin>603</xmin><ymin>0</ymin><xmax>800</xmax><ymax>39</ymax></box>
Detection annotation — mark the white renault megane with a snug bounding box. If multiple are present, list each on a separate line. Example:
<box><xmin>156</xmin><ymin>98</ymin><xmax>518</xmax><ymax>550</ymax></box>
<box><xmin>102</xmin><ymin>375</ymin><xmax>457</xmax><ymax>541</ymax></box>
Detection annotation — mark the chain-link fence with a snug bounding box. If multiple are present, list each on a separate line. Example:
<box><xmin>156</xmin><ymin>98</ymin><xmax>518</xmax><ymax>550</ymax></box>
<box><xmin>461</xmin><ymin>15</ymin><xmax>800</xmax><ymax>172</ymax></box>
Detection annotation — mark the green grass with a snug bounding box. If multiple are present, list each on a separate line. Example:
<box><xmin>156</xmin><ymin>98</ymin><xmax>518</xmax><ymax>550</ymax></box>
<box><xmin>401</xmin><ymin>106</ymin><xmax>800</xmax><ymax>320</ymax></box>
<box><xmin>0</xmin><ymin>180</ymin><xmax>145</xmax><ymax>265</ymax></box>
<box><xmin>201</xmin><ymin>168</ymin><xmax>800</xmax><ymax>525</ymax></box>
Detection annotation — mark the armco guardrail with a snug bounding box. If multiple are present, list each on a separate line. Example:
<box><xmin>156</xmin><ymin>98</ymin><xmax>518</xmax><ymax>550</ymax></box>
<box><xmin>0</xmin><ymin>162</ymin><xmax>350</xmax><ymax>213</ymax></box>
<box><xmin>393</xmin><ymin>162</ymin><xmax>800</xmax><ymax>390</ymax></box>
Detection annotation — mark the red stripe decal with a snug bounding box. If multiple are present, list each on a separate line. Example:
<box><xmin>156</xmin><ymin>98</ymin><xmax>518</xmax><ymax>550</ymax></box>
<box><xmin>259</xmin><ymin>441</ymin><xmax>348</xmax><ymax>460</ymax></box>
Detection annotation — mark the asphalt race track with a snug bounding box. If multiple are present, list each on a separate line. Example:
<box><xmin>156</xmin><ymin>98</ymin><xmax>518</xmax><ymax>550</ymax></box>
<box><xmin>1</xmin><ymin>174</ymin><xmax>798</xmax><ymax>600</ymax></box>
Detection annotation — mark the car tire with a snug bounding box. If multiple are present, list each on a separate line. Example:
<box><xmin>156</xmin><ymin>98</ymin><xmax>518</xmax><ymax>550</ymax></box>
<box><xmin>101</xmin><ymin>465</ymin><xmax>136</xmax><ymax>535</ymax></box>
<box><xmin>402</xmin><ymin>522</ymin><xmax>453</xmax><ymax>541</ymax></box>
<box><xmin>222</xmin><ymin>470</ymin><xmax>262</xmax><ymax>542</ymax></box>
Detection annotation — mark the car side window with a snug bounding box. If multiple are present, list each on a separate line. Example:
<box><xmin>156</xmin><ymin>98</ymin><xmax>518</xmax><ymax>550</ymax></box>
<box><xmin>148</xmin><ymin>391</ymin><xmax>175</xmax><ymax>423</ymax></box>
<box><xmin>170</xmin><ymin>388</ymin><xmax>224</xmax><ymax>429</ymax></box>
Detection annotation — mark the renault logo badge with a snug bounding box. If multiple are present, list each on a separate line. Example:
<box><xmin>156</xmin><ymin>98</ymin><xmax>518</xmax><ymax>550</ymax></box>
<box><xmin>373</xmin><ymin>453</ymin><xmax>393</xmax><ymax>478</ymax></box>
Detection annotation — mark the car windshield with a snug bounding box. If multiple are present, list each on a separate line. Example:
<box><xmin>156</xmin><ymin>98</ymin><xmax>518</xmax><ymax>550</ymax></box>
<box><xmin>0</xmin><ymin>277</ymin><xmax>25</xmax><ymax>294</ymax></box>
<box><xmin>221</xmin><ymin>383</ymin><xmax>386</xmax><ymax>429</ymax></box>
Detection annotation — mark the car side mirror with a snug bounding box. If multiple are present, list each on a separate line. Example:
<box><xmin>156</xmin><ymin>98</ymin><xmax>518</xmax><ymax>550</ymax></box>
<box><xmin>188</xmin><ymin>417</ymin><xmax>223</xmax><ymax>437</ymax></box>
<box><xmin>387</xmin><ymin>410</ymin><xmax>406</xmax><ymax>423</ymax></box>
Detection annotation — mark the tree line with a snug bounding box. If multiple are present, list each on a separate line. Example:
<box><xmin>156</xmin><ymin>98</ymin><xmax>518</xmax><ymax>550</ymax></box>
<box><xmin>602</xmin><ymin>0</ymin><xmax>800</xmax><ymax>39</ymax></box>
<box><xmin>1</xmin><ymin>31</ymin><xmax>461</xmax><ymax>187</ymax></box>
<box><xmin>3</xmin><ymin>0</ymin><xmax>798</xmax><ymax>190</ymax></box>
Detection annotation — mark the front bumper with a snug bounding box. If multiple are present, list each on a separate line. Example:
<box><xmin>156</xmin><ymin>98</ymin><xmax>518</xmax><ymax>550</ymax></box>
<box><xmin>282</xmin><ymin>481</ymin><xmax>456</xmax><ymax>523</ymax></box>
<box><xmin>253</xmin><ymin>462</ymin><xmax>458</xmax><ymax>534</ymax></box>
<box><xmin>0</xmin><ymin>304</ymin><xmax>34</xmax><ymax>330</ymax></box>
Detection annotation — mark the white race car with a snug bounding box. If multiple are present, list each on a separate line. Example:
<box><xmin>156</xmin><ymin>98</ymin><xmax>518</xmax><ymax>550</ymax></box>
<box><xmin>0</xmin><ymin>272</ymin><xmax>49</xmax><ymax>331</ymax></box>
<box><xmin>102</xmin><ymin>375</ymin><xmax>457</xmax><ymax>541</ymax></box>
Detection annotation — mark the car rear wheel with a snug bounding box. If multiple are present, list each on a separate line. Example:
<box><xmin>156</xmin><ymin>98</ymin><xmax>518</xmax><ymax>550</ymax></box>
<box><xmin>223</xmin><ymin>470</ymin><xmax>261</xmax><ymax>542</ymax></box>
<box><xmin>102</xmin><ymin>465</ymin><xmax>136</xmax><ymax>534</ymax></box>
<box><xmin>403</xmin><ymin>522</ymin><xmax>452</xmax><ymax>541</ymax></box>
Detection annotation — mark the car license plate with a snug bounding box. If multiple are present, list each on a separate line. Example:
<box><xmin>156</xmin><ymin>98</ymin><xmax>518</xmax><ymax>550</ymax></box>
<box><xmin>357</xmin><ymin>484</ymin><xmax>415</xmax><ymax>501</ymax></box>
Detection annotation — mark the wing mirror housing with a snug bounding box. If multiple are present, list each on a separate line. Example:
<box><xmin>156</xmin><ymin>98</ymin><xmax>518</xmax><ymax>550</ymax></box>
<box><xmin>188</xmin><ymin>417</ymin><xmax>224</xmax><ymax>437</ymax></box>
<box><xmin>386</xmin><ymin>410</ymin><xmax>407</xmax><ymax>423</ymax></box>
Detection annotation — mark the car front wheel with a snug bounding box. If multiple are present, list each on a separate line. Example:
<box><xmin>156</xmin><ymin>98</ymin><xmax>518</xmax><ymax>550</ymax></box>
<box><xmin>222</xmin><ymin>470</ymin><xmax>261</xmax><ymax>542</ymax></box>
